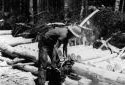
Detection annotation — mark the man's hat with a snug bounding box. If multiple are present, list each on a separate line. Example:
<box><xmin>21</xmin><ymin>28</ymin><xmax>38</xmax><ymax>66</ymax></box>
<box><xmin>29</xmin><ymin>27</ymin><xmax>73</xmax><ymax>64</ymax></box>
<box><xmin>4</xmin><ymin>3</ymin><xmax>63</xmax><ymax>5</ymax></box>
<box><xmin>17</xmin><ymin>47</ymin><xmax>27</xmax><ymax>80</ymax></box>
<box><xmin>67</xmin><ymin>25</ymin><xmax>82</xmax><ymax>38</ymax></box>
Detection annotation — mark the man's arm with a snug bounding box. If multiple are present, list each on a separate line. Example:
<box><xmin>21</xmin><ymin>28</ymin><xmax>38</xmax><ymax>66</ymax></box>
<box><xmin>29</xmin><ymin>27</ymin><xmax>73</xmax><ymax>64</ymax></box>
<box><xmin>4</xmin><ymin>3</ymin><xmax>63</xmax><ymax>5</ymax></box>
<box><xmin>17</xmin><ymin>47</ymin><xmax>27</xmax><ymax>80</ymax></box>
<box><xmin>55</xmin><ymin>40</ymin><xmax>62</xmax><ymax>49</ymax></box>
<box><xmin>52</xmin><ymin>40</ymin><xmax>61</xmax><ymax>68</ymax></box>
<box><xmin>53</xmin><ymin>40</ymin><xmax>62</xmax><ymax>58</ymax></box>
<box><xmin>63</xmin><ymin>40</ymin><xmax>68</xmax><ymax>58</ymax></box>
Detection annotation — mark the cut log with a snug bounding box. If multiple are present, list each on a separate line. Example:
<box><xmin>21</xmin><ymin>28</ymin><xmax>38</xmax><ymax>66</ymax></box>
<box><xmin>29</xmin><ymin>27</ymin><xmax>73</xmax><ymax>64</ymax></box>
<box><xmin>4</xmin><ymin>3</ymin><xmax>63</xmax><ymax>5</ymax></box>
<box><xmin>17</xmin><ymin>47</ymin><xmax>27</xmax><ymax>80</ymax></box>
<box><xmin>0</xmin><ymin>30</ymin><xmax>12</xmax><ymax>35</ymax></box>
<box><xmin>0</xmin><ymin>35</ymin><xmax>33</xmax><ymax>46</ymax></box>
<box><xmin>0</xmin><ymin>55</ymin><xmax>12</xmax><ymax>62</ymax></box>
<box><xmin>117</xmin><ymin>47</ymin><xmax>125</xmax><ymax>58</ymax></box>
<box><xmin>64</xmin><ymin>77</ymin><xmax>78</xmax><ymax>85</ymax></box>
<box><xmin>72</xmin><ymin>62</ymin><xmax>125</xmax><ymax>84</ymax></box>
<box><xmin>7</xmin><ymin>57</ymin><xmax>25</xmax><ymax>65</ymax></box>
<box><xmin>78</xmin><ymin>77</ymin><xmax>92</xmax><ymax>85</ymax></box>
<box><xmin>84</xmin><ymin>53</ymin><xmax>117</xmax><ymax>64</ymax></box>
<box><xmin>9</xmin><ymin>38</ymin><xmax>33</xmax><ymax>46</ymax></box>
<box><xmin>107</xmin><ymin>43</ymin><xmax>120</xmax><ymax>53</ymax></box>
<box><xmin>13</xmin><ymin>64</ymin><xmax>38</xmax><ymax>75</ymax></box>
<box><xmin>0</xmin><ymin>41</ymin><xmax>37</xmax><ymax>62</ymax></box>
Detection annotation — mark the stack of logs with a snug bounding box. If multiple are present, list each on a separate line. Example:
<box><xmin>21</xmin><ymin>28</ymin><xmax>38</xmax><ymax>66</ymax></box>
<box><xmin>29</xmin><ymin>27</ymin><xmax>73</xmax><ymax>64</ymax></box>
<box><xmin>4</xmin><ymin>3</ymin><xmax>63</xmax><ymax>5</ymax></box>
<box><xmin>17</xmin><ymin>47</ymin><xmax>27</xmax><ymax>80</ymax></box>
<box><xmin>0</xmin><ymin>30</ymin><xmax>125</xmax><ymax>85</ymax></box>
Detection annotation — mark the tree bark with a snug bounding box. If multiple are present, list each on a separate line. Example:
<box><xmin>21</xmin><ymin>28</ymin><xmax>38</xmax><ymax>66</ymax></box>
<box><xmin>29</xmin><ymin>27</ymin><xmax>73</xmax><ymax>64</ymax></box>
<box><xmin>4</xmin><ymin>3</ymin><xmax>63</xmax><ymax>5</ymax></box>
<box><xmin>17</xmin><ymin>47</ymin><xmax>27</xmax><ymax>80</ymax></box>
<box><xmin>13</xmin><ymin>64</ymin><xmax>38</xmax><ymax>75</ymax></box>
<box><xmin>0</xmin><ymin>35</ymin><xmax>33</xmax><ymax>46</ymax></box>
<box><xmin>72</xmin><ymin>62</ymin><xmax>125</xmax><ymax>84</ymax></box>
<box><xmin>0</xmin><ymin>41</ymin><xmax>37</xmax><ymax>62</ymax></box>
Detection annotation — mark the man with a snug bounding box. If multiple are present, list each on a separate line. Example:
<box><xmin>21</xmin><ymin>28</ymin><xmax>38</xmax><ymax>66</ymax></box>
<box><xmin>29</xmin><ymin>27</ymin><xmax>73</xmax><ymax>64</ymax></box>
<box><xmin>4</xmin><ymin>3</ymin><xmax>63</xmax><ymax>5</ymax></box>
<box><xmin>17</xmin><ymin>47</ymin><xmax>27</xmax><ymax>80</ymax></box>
<box><xmin>37</xmin><ymin>25</ymin><xmax>82</xmax><ymax>85</ymax></box>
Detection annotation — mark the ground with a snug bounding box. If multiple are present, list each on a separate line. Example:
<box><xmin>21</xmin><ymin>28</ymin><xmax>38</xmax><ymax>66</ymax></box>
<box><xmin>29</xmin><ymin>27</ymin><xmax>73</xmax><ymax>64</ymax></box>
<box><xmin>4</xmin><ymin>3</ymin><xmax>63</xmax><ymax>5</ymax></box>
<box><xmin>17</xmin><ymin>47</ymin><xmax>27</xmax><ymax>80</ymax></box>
<box><xmin>0</xmin><ymin>34</ymin><xmax>125</xmax><ymax>85</ymax></box>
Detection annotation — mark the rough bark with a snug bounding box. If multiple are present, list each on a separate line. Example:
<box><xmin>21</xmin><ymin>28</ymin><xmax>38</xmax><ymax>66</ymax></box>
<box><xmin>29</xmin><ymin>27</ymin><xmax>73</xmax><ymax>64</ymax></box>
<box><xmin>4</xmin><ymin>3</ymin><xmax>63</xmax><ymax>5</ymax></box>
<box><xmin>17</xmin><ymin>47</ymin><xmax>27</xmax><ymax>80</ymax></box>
<box><xmin>0</xmin><ymin>35</ymin><xmax>33</xmax><ymax>46</ymax></box>
<box><xmin>13</xmin><ymin>64</ymin><xmax>38</xmax><ymax>75</ymax></box>
<box><xmin>0</xmin><ymin>41</ymin><xmax>37</xmax><ymax>62</ymax></box>
<box><xmin>72</xmin><ymin>62</ymin><xmax>125</xmax><ymax>84</ymax></box>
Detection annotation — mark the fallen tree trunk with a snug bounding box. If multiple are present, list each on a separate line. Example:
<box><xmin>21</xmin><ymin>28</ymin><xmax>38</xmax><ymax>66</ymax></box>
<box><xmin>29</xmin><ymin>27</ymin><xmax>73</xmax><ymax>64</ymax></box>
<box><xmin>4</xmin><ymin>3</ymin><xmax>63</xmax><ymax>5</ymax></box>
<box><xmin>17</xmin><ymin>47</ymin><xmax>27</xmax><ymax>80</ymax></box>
<box><xmin>7</xmin><ymin>57</ymin><xmax>25</xmax><ymax>65</ymax></box>
<box><xmin>84</xmin><ymin>53</ymin><xmax>117</xmax><ymax>64</ymax></box>
<box><xmin>0</xmin><ymin>35</ymin><xmax>33</xmax><ymax>46</ymax></box>
<box><xmin>72</xmin><ymin>62</ymin><xmax>125</xmax><ymax>84</ymax></box>
<box><xmin>64</xmin><ymin>77</ymin><xmax>79</xmax><ymax>85</ymax></box>
<box><xmin>0</xmin><ymin>30</ymin><xmax>12</xmax><ymax>35</ymax></box>
<box><xmin>13</xmin><ymin>64</ymin><xmax>38</xmax><ymax>75</ymax></box>
<box><xmin>9</xmin><ymin>38</ymin><xmax>33</xmax><ymax>46</ymax></box>
<box><xmin>117</xmin><ymin>47</ymin><xmax>125</xmax><ymax>58</ymax></box>
<box><xmin>107</xmin><ymin>43</ymin><xmax>120</xmax><ymax>53</ymax></box>
<box><xmin>0</xmin><ymin>41</ymin><xmax>38</xmax><ymax>62</ymax></box>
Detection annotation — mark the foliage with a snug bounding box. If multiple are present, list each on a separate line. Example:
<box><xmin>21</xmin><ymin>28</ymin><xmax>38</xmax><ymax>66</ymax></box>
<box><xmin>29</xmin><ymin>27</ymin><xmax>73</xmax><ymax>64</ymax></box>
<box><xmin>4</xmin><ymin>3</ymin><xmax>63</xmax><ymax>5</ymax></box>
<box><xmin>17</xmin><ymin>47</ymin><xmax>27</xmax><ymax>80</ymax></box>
<box><xmin>90</xmin><ymin>8</ymin><xmax>125</xmax><ymax>40</ymax></box>
<box><xmin>34</xmin><ymin>11</ymin><xmax>65</xmax><ymax>25</ymax></box>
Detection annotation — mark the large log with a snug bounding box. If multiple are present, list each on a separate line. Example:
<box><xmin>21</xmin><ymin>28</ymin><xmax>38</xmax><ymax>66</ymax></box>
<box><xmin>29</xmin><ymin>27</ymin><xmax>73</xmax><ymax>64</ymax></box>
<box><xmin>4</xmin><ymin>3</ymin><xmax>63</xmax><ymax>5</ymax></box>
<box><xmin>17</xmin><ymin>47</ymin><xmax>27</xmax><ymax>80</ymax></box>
<box><xmin>72</xmin><ymin>62</ymin><xmax>125</xmax><ymax>84</ymax></box>
<box><xmin>84</xmin><ymin>53</ymin><xmax>117</xmax><ymax>64</ymax></box>
<box><xmin>0</xmin><ymin>35</ymin><xmax>33</xmax><ymax>46</ymax></box>
<box><xmin>64</xmin><ymin>77</ymin><xmax>78</xmax><ymax>85</ymax></box>
<box><xmin>0</xmin><ymin>30</ymin><xmax>12</xmax><ymax>35</ymax></box>
<box><xmin>107</xmin><ymin>43</ymin><xmax>120</xmax><ymax>53</ymax></box>
<box><xmin>7</xmin><ymin>57</ymin><xmax>25</xmax><ymax>65</ymax></box>
<box><xmin>12</xmin><ymin>64</ymin><xmax>38</xmax><ymax>75</ymax></box>
<box><xmin>64</xmin><ymin>76</ymin><xmax>92</xmax><ymax>85</ymax></box>
<box><xmin>9</xmin><ymin>38</ymin><xmax>33</xmax><ymax>46</ymax></box>
<box><xmin>67</xmin><ymin>45</ymin><xmax>111</xmax><ymax>62</ymax></box>
<box><xmin>117</xmin><ymin>47</ymin><xmax>125</xmax><ymax>58</ymax></box>
<box><xmin>0</xmin><ymin>41</ymin><xmax>38</xmax><ymax>62</ymax></box>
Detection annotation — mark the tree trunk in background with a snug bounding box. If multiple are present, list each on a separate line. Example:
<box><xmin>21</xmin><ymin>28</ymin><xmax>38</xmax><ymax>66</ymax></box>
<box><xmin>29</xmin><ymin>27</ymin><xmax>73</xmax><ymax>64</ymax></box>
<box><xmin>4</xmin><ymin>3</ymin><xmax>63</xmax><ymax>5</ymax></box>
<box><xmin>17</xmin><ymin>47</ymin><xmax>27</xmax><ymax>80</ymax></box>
<box><xmin>33</xmin><ymin>0</ymin><xmax>37</xmax><ymax>23</ymax></box>
<box><xmin>80</xmin><ymin>0</ymin><xmax>88</xmax><ymax>19</ymax></box>
<box><xmin>0</xmin><ymin>0</ymin><xmax>2</xmax><ymax>11</ymax></box>
<box><xmin>11</xmin><ymin>0</ymin><xmax>20</xmax><ymax>16</ymax></box>
<box><xmin>41</xmin><ymin>0</ymin><xmax>47</xmax><ymax>11</ymax></box>
<box><xmin>84</xmin><ymin>0</ymin><xmax>88</xmax><ymax>16</ymax></box>
<box><xmin>2</xmin><ymin>0</ymin><xmax>4</xmax><ymax>12</ymax></box>
<box><xmin>29</xmin><ymin>0</ymin><xmax>34</xmax><ymax>24</ymax></box>
<box><xmin>115</xmin><ymin>0</ymin><xmax>121</xmax><ymax>11</ymax></box>
<box><xmin>121</xmin><ymin>0</ymin><xmax>124</xmax><ymax>13</ymax></box>
<box><xmin>21</xmin><ymin>0</ymin><xmax>30</xmax><ymax>15</ymax></box>
<box><xmin>64</xmin><ymin>0</ymin><xmax>72</xmax><ymax>23</ymax></box>
<box><xmin>3</xmin><ymin>0</ymin><xmax>11</xmax><ymax>12</ymax></box>
<box><xmin>80</xmin><ymin>0</ymin><xmax>84</xmax><ymax>21</ymax></box>
<box><xmin>37</xmin><ymin>0</ymin><xmax>42</xmax><ymax>13</ymax></box>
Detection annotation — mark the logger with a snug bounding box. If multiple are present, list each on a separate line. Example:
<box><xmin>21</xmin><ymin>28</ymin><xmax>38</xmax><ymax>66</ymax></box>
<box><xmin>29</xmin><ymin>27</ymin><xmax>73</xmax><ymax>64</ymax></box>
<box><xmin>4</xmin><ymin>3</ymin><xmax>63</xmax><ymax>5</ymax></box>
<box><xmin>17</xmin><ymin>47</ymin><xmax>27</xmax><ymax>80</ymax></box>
<box><xmin>37</xmin><ymin>25</ymin><xmax>82</xmax><ymax>85</ymax></box>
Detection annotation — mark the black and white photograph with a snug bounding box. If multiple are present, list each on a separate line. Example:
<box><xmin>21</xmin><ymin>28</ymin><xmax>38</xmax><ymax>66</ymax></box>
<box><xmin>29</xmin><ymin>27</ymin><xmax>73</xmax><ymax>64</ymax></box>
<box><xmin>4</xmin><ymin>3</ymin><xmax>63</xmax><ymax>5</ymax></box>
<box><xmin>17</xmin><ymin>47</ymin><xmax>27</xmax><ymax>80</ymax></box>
<box><xmin>0</xmin><ymin>0</ymin><xmax>124</xmax><ymax>85</ymax></box>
